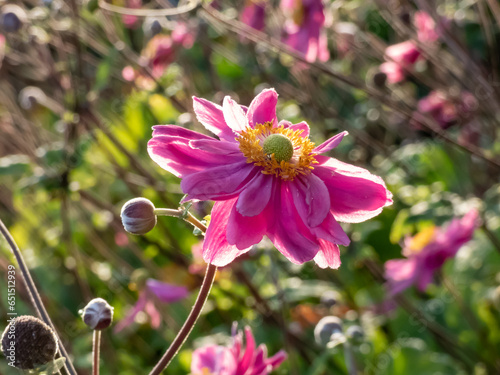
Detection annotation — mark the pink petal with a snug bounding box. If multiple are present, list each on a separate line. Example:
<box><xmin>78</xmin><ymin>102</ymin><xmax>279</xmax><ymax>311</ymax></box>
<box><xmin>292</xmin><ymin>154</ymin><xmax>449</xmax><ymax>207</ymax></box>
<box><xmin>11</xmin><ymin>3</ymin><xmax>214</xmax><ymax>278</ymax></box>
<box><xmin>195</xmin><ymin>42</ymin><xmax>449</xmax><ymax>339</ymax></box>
<box><xmin>385</xmin><ymin>258</ymin><xmax>419</xmax><ymax>296</ymax></box>
<box><xmin>288</xmin><ymin>121</ymin><xmax>310</xmax><ymax>137</ymax></box>
<box><xmin>314</xmin><ymin>156</ymin><xmax>393</xmax><ymax>223</ymax></box>
<box><xmin>191</xmin><ymin>345</ymin><xmax>237</xmax><ymax>375</ymax></box>
<box><xmin>152</xmin><ymin>124</ymin><xmax>213</xmax><ymax>140</ymax></box>
<box><xmin>227</xmin><ymin>203</ymin><xmax>267</xmax><ymax>249</ymax></box>
<box><xmin>148</xmin><ymin>136</ymin><xmax>243</xmax><ymax>178</ymax></box>
<box><xmin>146</xmin><ymin>279</ymin><xmax>189</xmax><ymax>302</ymax></box>
<box><xmin>203</xmin><ymin>199</ymin><xmax>252</xmax><ymax>266</ymax></box>
<box><xmin>114</xmin><ymin>292</ymin><xmax>147</xmax><ymax>333</ymax></box>
<box><xmin>237</xmin><ymin>327</ymin><xmax>256</xmax><ymax>373</ymax></box>
<box><xmin>192</xmin><ymin>97</ymin><xmax>236</xmax><ymax>141</ymax></box>
<box><xmin>313</xmin><ymin>131</ymin><xmax>348</xmax><ymax>154</ymax></box>
<box><xmin>180</xmin><ymin>162</ymin><xmax>257</xmax><ymax>201</ymax></box>
<box><xmin>223</xmin><ymin>96</ymin><xmax>249</xmax><ymax>133</ymax></box>
<box><xmin>144</xmin><ymin>300</ymin><xmax>162</xmax><ymax>328</ymax></box>
<box><xmin>268</xmin><ymin>183</ymin><xmax>320</xmax><ymax>264</ymax></box>
<box><xmin>246</xmin><ymin>88</ymin><xmax>278</xmax><ymax>127</ymax></box>
<box><xmin>236</xmin><ymin>172</ymin><xmax>273</xmax><ymax>217</ymax></box>
<box><xmin>309</xmin><ymin>212</ymin><xmax>350</xmax><ymax>246</ymax></box>
<box><xmin>289</xmin><ymin>174</ymin><xmax>330</xmax><ymax>227</ymax></box>
<box><xmin>313</xmin><ymin>240</ymin><xmax>341</xmax><ymax>269</ymax></box>
<box><xmin>189</xmin><ymin>138</ymin><xmax>241</xmax><ymax>154</ymax></box>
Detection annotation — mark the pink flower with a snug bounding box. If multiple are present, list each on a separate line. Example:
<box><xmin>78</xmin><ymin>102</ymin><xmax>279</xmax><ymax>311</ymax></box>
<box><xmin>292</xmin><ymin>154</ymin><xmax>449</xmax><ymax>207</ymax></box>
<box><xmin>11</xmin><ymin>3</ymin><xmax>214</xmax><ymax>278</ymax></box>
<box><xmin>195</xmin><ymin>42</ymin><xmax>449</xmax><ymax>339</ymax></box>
<box><xmin>414</xmin><ymin>11</ymin><xmax>439</xmax><ymax>43</ymax></box>
<box><xmin>241</xmin><ymin>1</ymin><xmax>266</xmax><ymax>31</ymax></box>
<box><xmin>148</xmin><ymin>89</ymin><xmax>392</xmax><ymax>268</ymax></box>
<box><xmin>122</xmin><ymin>0</ymin><xmax>142</xmax><ymax>29</ymax></box>
<box><xmin>381</xmin><ymin>41</ymin><xmax>421</xmax><ymax>84</ymax></box>
<box><xmin>416</xmin><ymin>90</ymin><xmax>478</xmax><ymax>129</ymax></box>
<box><xmin>190</xmin><ymin>324</ymin><xmax>287</xmax><ymax>375</ymax></box>
<box><xmin>385</xmin><ymin>210</ymin><xmax>480</xmax><ymax>296</ymax></box>
<box><xmin>281</xmin><ymin>0</ymin><xmax>330</xmax><ymax>62</ymax></box>
<box><xmin>114</xmin><ymin>279</ymin><xmax>188</xmax><ymax>333</ymax></box>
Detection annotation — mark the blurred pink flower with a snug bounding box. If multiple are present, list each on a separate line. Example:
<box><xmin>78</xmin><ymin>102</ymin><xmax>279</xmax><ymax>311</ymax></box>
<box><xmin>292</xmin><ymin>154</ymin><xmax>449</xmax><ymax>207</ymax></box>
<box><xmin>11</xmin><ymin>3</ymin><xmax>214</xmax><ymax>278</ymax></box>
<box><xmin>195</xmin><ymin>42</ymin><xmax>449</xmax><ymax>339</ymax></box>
<box><xmin>0</xmin><ymin>34</ymin><xmax>5</xmax><ymax>69</ymax></box>
<box><xmin>281</xmin><ymin>0</ymin><xmax>330</xmax><ymax>62</ymax></box>
<box><xmin>415</xmin><ymin>90</ymin><xmax>478</xmax><ymax>129</ymax></box>
<box><xmin>114</xmin><ymin>279</ymin><xmax>188</xmax><ymax>333</ymax></box>
<box><xmin>383</xmin><ymin>41</ymin><xmax>421</xmax><ymax>83</ymax></box>
<box><xmin>241</xmin><ymin>1</ymin><xmax>266</xmax><ymax>31</ymax></box>
<box><xmin>122</xmin><ymin>0</ymin><xmax>142</xmax><ymax>29</ymax></box>
<box><xmin>385</xmin><ymin>210</ymin><xmax>480</xmax><ymax>296</ymax></box>
<box><xmin>148</xmin><ymin>89</ymin><xmax>392</xmax><ymax>268</ymax></box>
<box><xmin>414</xmin><ymin>11</ymin><xmax>439</xmax><ymax>43</ymax></box>
<box><xmin>191</xmin><ymin>324</ymin><xmax>287</xmax><ymax>375</ymax></box>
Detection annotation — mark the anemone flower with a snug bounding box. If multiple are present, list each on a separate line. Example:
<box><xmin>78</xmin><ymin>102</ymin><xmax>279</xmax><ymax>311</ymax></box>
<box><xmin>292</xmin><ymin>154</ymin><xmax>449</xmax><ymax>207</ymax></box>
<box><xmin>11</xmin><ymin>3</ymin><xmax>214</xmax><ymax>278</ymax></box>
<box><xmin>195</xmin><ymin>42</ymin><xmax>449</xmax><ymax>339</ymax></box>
<box><xmin>384</xmin><ymin>210</ymin><xmax>480</xmax><ymax>296</ymax></box>
<box><xmin>414</xmin><ymin>11</ymin><xmax>439</xmax><ymax>43</ymax></box>
<box><xmin>241</xmin><ymin>1</ymin><xmax>266</xmax><ymax>31</ymax></box>
<box><xmin>382</xmin><ymin>41</ymin><xmax>421</xmax><ymax>83</ymax></box>
<box><xmin>190</xmin><ymin>324</ymin><xmax>286</xmax><ymax>375</ymax></box>
<box><xmin>148</xmin><ymin>89</ymin><xmax>392</xmax><ymax>268</ymax></box>
<box><xmin>114</xmin><ymin>279</ymin><xmax>188</xmax><ymax>333</ymax></box>
<box><xmin>122</xmin><ymin>0</ymin><xmax>142</xmax><ymax>29</ymax></box>
<box><xmin>415</xmin><ymin>90</ymin><xmax>478</xmax><ymax>129</ymax></box>
<box><xmin>281</xmin><ymin>0</ymin><xmax>330</xmax><ymax>62</ymax></box>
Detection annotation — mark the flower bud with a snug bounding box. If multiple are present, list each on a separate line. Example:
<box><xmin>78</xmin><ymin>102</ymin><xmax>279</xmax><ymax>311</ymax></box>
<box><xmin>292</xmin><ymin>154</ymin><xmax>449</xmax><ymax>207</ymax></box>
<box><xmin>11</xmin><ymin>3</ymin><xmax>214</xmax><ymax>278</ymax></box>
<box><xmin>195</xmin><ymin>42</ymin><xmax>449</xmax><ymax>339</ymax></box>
<box><xmin>346</xmin><ymin>325</ymin><xmax>364</xmax><ymax>343</ymax></box>
<box><xmin>81</xmin><ymin>298</ymin><xmax>114</xmax><ymax>330</ymax></box>
<box><xmin>314</xmin><ymin>316</ymin><xmax>343</xmax><ymax>347</ymax></box>
<box><xmin>1</xmin><ymin>316</ymin><xmax>58</xmax><ymax>369</ymax></box>
<box><xmin>373</xmin><ymin>71</ymin><xmax>387</xmax><ymax>88</ymax></box>
<box><xmin>320</xmin><ymin>290</ymin><xmax>341</xmax><ymax>308</ymax></box>
<box><xmin>1</xmin><ymin>4</ymin><xmax>27</xmax><ymax>33</ymax></box>
<box><xmin>121</xmin><ymin>198</ymin><xmax>157</xmax><ymax>235</ymax></box>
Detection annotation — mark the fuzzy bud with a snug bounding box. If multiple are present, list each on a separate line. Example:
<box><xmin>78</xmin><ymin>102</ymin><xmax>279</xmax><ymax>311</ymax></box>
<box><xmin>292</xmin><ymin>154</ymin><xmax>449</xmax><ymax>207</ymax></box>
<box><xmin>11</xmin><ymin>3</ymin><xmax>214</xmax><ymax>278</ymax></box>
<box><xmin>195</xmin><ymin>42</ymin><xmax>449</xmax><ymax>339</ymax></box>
<box><xmin>1</xmin><ymin>4</ymin><xmax>27</xmax><ymax>33</ymax></box>
<box><xmin>314</xmin><ymin>316</ymin><xmax>343</xmax><ymax>347</ymax></box>
<box><xmin>346</xmin><ymin>325</ymin><xmax>364</xmax><ymax>343</ymax></box>
<box><xmin>121</xmin><ymin>198</ymin><xmax>157</xmax><ymax>235</ymax></box>
<box><xmin>1</xmin><ymin>316</ymin><xmax>58</xmax><ymax>369</ymax></box>
<box><xmin>320</xmin><ymin>290</ymin><xmax>341</xmax><ymax>308</ymax></box>
<box><xmin>81</xmin><ymin>298</ymin><xmax>114</xmax><ymax>330</ymax></box>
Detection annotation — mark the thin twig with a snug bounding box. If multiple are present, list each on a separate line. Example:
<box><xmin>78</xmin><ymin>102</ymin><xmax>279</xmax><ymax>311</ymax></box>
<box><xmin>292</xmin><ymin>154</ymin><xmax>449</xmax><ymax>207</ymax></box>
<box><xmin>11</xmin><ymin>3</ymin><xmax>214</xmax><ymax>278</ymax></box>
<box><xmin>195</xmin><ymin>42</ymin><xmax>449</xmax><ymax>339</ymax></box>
<box><xmin>92</xmin><ymin>330</ymin><xmax>101</xmax><ymax>375</ymax></box>
<box><xmin>0</xmin><ymin>219</ymin><xmax>78</xmax><ymax>375</ymax></box>
<box><xmin>98</xmin><ymin>0</ymin><xmax>200</xmax><ymax>17</ymax></box>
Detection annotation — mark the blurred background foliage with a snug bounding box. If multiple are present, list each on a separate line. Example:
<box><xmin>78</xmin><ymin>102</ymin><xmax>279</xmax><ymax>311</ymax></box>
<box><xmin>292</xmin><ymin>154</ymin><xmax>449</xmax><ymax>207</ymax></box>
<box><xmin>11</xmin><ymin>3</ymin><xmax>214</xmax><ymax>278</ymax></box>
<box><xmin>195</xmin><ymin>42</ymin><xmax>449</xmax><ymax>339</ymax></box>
<box><xmin>0</xmin><ymin>0</ymin><xmax>500</xmax><ymax>374</ymax></box>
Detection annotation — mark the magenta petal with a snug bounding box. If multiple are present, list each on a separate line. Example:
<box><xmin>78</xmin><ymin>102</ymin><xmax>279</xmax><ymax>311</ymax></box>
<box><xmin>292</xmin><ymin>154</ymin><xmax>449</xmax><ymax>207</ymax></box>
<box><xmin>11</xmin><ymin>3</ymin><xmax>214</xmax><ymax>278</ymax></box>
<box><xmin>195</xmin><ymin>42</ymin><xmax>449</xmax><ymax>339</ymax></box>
<box><xmin>189</xmin><ymin>139</ymin><xmax>241</xmax><ymax>154</ymax></box>
<box><xmin>227</xmin><ymin>202</ymin><xmax>267</xmax><ymax>249</ymax></box>
<box><xmin>288</xmin><ymin>121</ymin><xmax>310</xmax><ymax>137</ymax></box>
<box><xmin>310</xmin><ymin>212</ymin><xmax>350</xmax><ymax>246</ymax></box>
<box><xmin>246</xmin><ymin>88</ymin><xmax>278</xmax><ymax>127</ymax></box>
<box><xmin>236</xmin><ymin>172</ymin><xmax>273</xmax><ymax>217</ymax></box>
<box><xmin>180</xmin><ymin>162</ymin><xmax>257</xmax><ymax>200</ymax></box>
<box><xmin>114</xmin><ymin>292</ymin><xmax>147</xmax><ymax>333</ymax></box>
<box><xmin>268</xmin><ymin>183</ymin><xmax>319</xmax><ymax>264</ymax></box>
<box><xmin>314</xmin><ymin>240</ymin><xmax>341</xmax><ymax>269</ymax></box>
<box><xmin>192</xmin><ymin>97</ymin><xmax>236</xmax><ymax>141</ymax></box>
<box><xmin>203</xmin><ymin>199</ymin><xmax>252</xmax><ymax>266</ymax></box>
<box><xmin>223</xmin><ymin>96</ymin><xmax>249</xmax><ymax>133</ymax></box>
<box><xmin>146</xmin><ymin>279</ymin><xmax>189</xmax><ymax>302</ymax></box>
<box><xmin>314</xmin><ymin>156</ymin><xmax>393</xmax><ymax>223</ymax></box>
<box><xmin>237</xmin><ymin>327</ymin><xmax>256</xmax><ymax>373</ymax></box>
<box><xmin>144</xmin><ymin>300</ymin><xmax>161</xmax><ymax>328</ymax></box>
<box><xmin>385</xmin><ymin>258</ymin><xmax>419</xmax><ymax>296</ymax></box>
<box><xmin>289</xmin><ymin>174</ymin><xmax>330</xmax><ymax>227</ymax></box>
<box><xmin>313</xmin><ymin>131</ymin><xmax>348</xmax><ymax>154</ymax></box>
<box><xmin>191</xmin><ymin>345</ymin><xmax>237</xmax><ymax>375</ymax></box>
<box><xmin>151</xmin><ymin>124</ymin><xmax>212</xmax><ymax>140</ymax></box>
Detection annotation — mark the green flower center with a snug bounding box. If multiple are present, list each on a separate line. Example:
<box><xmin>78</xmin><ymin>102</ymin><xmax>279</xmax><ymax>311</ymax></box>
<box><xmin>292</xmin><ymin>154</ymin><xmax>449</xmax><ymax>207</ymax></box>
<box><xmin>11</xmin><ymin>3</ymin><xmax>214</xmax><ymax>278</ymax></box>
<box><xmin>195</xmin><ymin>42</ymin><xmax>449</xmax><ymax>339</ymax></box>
<box><xmin>262</xmin><ymin>134</ymin><xmax>294</xmax><ymax>162</ymax></box>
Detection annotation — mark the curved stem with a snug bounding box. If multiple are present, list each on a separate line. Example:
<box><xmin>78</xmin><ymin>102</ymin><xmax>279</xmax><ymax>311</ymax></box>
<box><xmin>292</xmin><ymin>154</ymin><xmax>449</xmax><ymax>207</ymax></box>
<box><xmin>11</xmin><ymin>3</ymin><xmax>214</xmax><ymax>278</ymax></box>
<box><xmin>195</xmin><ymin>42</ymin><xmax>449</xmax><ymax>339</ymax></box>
<box><xmin>92</xmin><ymin>330</ymin><xmax>101</xmax><ymax>375</ymax></box>
<box><xmin>148</xmin><ymin>263</ymin><xmax>217</xmax><ymax>375</ymax></box>
<box><xmin>98</xmin><ymin>0</ymin><xmax>199</xmax><ymax>17</ymax></box>
<box><xmin>0</xmin><ymin>219</ymin><xmax>78</xmax><ymax>375</ymax></box>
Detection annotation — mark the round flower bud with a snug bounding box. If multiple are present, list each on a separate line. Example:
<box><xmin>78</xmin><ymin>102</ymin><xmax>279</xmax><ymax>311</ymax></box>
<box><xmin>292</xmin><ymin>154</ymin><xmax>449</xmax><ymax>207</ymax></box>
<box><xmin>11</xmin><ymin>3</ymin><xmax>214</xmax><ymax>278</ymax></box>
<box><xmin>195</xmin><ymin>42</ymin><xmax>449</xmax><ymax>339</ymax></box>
<box><xmin>1</xmin><ymin>4</ymin><xmax>27</xmax><ymax>33</ymax></box>
<box><xmin>373</xmin><ymin>71</ymin><xmax>387</xmax><ymax>88</ymax></box>
<box><xmin>320</xmin><ymin>290</ymin><xmax>341</xmax><ymax>308</ymax></box>
<box><xmin>346</xmin><ymin>325</ymin><xmax>364</xmax><ymax>343</ymax></box>
<box><xmin>314</xmin><ymin>316</ymin><xmax>343</xmax><ymax>347</ymax></box>
<box><xmin>81</xmin><ymin>298</ymin><xmax>114</xmax><ymax>330</ymax></box>
<box><xmin>121</xmin><ymin>198</ymin><xmax>157</xmax><ymax>235</ymax></box>
<box><xmin>1</xmin><ymin>315</ymin><xmax>58</xmax><ymax>369</ymax></box>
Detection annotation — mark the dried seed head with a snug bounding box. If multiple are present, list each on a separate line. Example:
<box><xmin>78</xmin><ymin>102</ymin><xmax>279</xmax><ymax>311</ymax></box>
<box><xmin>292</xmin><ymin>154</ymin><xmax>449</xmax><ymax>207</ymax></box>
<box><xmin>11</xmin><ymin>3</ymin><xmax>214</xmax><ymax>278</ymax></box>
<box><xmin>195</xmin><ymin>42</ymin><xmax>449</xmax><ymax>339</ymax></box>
<box><xmin>81</xmin><ymin>298</ymin><xmax>114</xmax><ymax>330</ymax></box>
<box><xmin>121</xmin><ymin>198</ymin><xmax>157</xmax><ymax>235</ymax></box>
<box><xmin>1</xmin><ymin>316</ymin><xmax>58</xmax><ymax>370</ymax></box>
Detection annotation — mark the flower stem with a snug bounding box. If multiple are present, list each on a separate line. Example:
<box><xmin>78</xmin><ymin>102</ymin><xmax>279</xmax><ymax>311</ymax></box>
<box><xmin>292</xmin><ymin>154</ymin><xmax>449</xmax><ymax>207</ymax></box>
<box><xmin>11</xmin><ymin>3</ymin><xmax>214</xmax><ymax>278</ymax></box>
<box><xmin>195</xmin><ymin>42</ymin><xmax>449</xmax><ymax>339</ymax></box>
<box><xmin>154</xmin><ymin>208</ymin><xmax>207</xmax><ymax>233</ymax></box>
<box><xmin>92</xmin><ymin>330</ymin><xmax>101</xmax><ymax>375</ymax></box>
<box><xmin>148</xmin><ymin>263</ymin><xmax>217</xmax><ymax>375</ymax></box>
<box><xmin>0</xmin><ymin>219</ymin><xmax>78</xmax><ymax>375</ymax></box>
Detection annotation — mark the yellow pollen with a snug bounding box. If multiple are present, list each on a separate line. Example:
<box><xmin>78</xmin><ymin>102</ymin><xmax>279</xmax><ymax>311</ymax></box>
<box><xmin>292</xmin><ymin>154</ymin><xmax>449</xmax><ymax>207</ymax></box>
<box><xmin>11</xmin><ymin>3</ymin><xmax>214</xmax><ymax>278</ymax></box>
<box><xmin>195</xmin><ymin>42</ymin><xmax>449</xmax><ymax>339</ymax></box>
<box><xmin>408</xmin><ymin>226</ymin><xmax>436</xmax><ymax>254</ymax></box>
<box><xmin>236</xmin><ymin>122</ymin><xmax>318</xmax><ymax>181</ymax></box>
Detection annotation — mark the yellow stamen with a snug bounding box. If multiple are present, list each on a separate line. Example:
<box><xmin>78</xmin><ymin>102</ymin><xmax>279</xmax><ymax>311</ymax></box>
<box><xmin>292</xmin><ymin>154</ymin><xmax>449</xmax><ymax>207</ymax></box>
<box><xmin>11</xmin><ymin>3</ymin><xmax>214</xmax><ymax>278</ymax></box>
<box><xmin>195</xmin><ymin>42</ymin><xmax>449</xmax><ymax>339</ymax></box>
<box><xmin>408</xmin><ymin>226</ymin><xmax>436</xmax><ymax>253</ymax></box>
<box><xmin>236</xmin><ymin>122</ymin><xmax>317</xmax><ymax>181</ymax></box>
